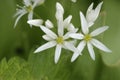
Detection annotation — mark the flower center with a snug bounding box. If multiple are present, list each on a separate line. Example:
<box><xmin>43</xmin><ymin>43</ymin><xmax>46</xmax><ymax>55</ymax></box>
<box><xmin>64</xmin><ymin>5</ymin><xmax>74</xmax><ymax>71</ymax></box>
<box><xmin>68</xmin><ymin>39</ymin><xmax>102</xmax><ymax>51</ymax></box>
<box><xmin>84</xmin><ymin>34</ymin><xmax>92</xmax><ymax>42</ymax></box>
<box><xmin>56</xmin><ymin>36</ymin><xmax>64</xmax><ymax>44</ymax></box>
<box><xmin>26</xmin><ymin>5</ymin><xmax>33</xmax><ymax>12</ymax></box>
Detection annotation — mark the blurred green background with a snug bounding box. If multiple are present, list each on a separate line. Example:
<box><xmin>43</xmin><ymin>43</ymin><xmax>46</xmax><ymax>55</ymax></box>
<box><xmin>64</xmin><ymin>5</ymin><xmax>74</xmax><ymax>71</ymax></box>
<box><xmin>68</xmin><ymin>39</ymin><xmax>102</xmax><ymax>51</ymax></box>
<box><xmin>0</xmin><ymin>0</ymin><xmax>120</xmax><ymax>80</ymax></box>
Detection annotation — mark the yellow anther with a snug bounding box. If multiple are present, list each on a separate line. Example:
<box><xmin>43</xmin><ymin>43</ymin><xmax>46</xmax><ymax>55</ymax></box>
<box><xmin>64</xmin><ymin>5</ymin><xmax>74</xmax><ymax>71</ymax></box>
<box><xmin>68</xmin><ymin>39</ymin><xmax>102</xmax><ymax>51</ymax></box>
<box><xmin>56</xmin><ymin>37</ymin><xmax>64</xmax><ymax>44</ymax></box>
<box><xmin>26</xmin><ymin>5</ymin><xmax>33</xmax><ymax>12</ymax></box>
<box><xmin>84</xmin><ymin>34</ymin><xmax>91</xmax><ymax>41</ymax></box>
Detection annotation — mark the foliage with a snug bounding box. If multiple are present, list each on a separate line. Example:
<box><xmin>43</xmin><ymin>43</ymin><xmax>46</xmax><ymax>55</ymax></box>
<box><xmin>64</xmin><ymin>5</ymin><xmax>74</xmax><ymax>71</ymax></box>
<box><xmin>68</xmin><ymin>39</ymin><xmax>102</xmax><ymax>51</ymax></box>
<box><xmin>0</xmin><ymin>0</ymin><xmax>120</xmax><ymax>80</ymax></box>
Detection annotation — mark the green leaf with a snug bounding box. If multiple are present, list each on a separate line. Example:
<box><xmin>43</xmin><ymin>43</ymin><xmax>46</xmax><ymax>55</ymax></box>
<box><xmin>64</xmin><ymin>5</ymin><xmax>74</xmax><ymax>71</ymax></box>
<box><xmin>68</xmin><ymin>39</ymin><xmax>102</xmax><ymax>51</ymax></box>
<box><xmin>0</xmin><ymin>58</ymin><xmax>8</xmax><ymax>75</ymax></box>
<box><xmin>0</xmin><ymin>57</ymin><xmax>30</xmax><ymax>80</ymax></box>
<box><xmin>28</xmin><ymin>49</ymin><xmax>73</xmax><ymax>80</ymax></box>
<box><xmin>101</xmin><ymin>0</ymin><xmax>120</xmax><ymax>65</ymax></box>
<box><xmin>69</xmin><ymin>50</ymin><xmax>104</xmax><ymax>80</ymax></box>
<box><xmin>28</xmin><ymin>48</ymin><xmax>104</xmax><ymax>80</ymax></box>
<box><xmin>100</xmin><ymin>63</ymin><xmax>120</xmax><ymax>80</ymax></box>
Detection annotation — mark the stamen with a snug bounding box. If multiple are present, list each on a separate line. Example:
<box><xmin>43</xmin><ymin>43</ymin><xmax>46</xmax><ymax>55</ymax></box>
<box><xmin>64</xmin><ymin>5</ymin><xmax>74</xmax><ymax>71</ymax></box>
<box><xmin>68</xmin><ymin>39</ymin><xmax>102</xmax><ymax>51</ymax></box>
<box><xmin>26</xmin><ymin>5</ymin><xmax>33</xmax><ymax>12</ymax></box>
<box><xmin>56</xmin><ymin>37</ymin><xmax>64</xmax><ymax>44</ymax></box>
<box><xmin>84</xmin><ymin>34</ymin><xmax>91</xmax><ymax>41</ymax></box>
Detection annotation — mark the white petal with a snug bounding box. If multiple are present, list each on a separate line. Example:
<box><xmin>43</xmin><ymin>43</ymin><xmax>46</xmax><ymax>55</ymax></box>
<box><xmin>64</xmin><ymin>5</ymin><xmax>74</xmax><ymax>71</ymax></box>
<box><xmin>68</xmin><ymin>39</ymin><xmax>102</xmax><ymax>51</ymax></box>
<box><xmin>86</xmin><ymin>2</ymin><xmax>94</xmax><ymax>23</ymax></box>
<box><xmin>71</xmin><ymin>52</ymin><xmax>81</xmax><ymax>62</ymax></box>
<box><xmin>34</xmin><ymin>41</ymin><xmax>56</xmax><ymax>53</ymax></box>
<box><xmin>27</xmin><ymin>19</ymin><xmax>43</xmax><ymax>27</ymax></box>
<box><xmin>67</xmin><ymin>23</ymin><xmax>78</xmax><ymax>32</ymax></box>
<box><xmin>37</xmin><ymin>0</ymin><xmax>45</xmax><ymax>5</ymax></box>
<box><xmin>63</xmin><ymin>32</ymin><xmax>71</xmax><ymax>40</ymax></box>
<box><xmin>86</xmin><ymin>2</ymin><xmax>94</xmax><ymax>16</ymax></box>
<box><xmin>55</xmin><ymin>11</ymin><xmax>63</xmax><ymax>21</ymax></box>
<box><xmin>90</xmin><ymin>26</ymin><xmax>109</xmax><ymax>37</ymax></box>
<box><xmin>32</xmin><ymin>0</ymin><xmax>44</xmax><ymax>4</ymax></box>
<box><xmin>71</xmin><ymin>0</ymin><xmax>77</xmax><ymax>3</ymax></box>
<box><xmin>55</xmin><ymin>2</ymin><xmax>64</xmax><ymax>21</ymax></box>
<box><xmin>55</xmin><ymin>3</ymin><xmax>64</xmax><ymax>36</ymax></box>
<box><xmin>88</xmin><ymin>22</ymin><xmax>94</xmax><ymax>27</ymax></box>
<box><xmin>64</xmin><ymin>41</ymin><xmax>78</xmax><ymax>52</ymax></box>
<box><xmin>69</xmin><ymin>33</ymin><xmax>84</xmax><ymax>40</ymax></box>
<box><xmin>40</xmin><ymin>26</ymin><xmax>57</xmax><ymax>39</ymax></box>
<box><xmin>56</xmin><ymin>2</ymin><xmax>64</xmax><ymax>13</ymax></box>
<box><xmin>68</xmin><ymin>40</ymin><xmax>77</xmax><ymax>46</ymax></box>
<box><xmin>55</xmin><ymin>44</ymin><xmax>62</xmax><ymax>64</ymax></box>
<box><xmin>71</xmin><ymin>40</ymin><xmax>86</xmax><ymax>62</ymax></box>
<box><xmin>91</xmin><ymin>39</ymin><xmax>112</xmax><ymax>52</ymax></box>
<box><xmin>28</xmin><ymin>11</ymin><xmax>33</xmax><ymax>20</ymax></box>
<box><xmin>32</xmin><ymin>0</ymin><xmax>45</xmax><ymax>8</ymax></box>
<box><xmin>45</xmin><ymin>20</ymin><xmax>54</xmax><ymax>28</ymax></box>
<box><xmin>87</xmin><ymin>42</ymin><xmax>95</xmax><ymax>60</ymax></box>
<box><xmin>63</xmin><ymin>15</ymin><xmax>72</xmax><ymax>28</ymax></box>
<box><xmin>86</xmin><ymin>2</ymin><xmax>103</xmax><ymax>28</ymax></box>
<box><xmin>86</xmin><ymin>10</ymin><xmax>96</xmax><ymax>27</ymax></box>
<box><xmin>28</xmin><ymin>12</ymin><xmax>33</xmax><ymax>27</ymax></box>
<box><xmin>42</xmin><ymin>35</ymin><xmax>53</xmax><ymax>41</ymax></box>
<box><xmin>94</xmin><ymin>2</ymin><xmax>103</xmax><ymax>21</ymax></box>
<box><xmin>14</xmin><ymin>12</ymin><xmax>27</xmax><ymax>28</ymax></box>
<box><xmin>14</xmin><ymin>9</ymin><xmax>25</xmax><ymax>17</ymax></box>
<box><xmin>77</xmin><ymin>40</ymin><xmax>86</xmax><ymax>52</ymax></box>
<box><xmin>80</xmin><ymin>12</ymin><xmax>89</xmax><ymax>34</ymax></box>
<box><xmin>23</xmin><ymin>0</ymin><xmax>31</xmax><ymax>6</ymax></box>
<box><xmin>58</xmin><ymin>20</ymin><xmax>64</xmax><ymax>36</ymax></box>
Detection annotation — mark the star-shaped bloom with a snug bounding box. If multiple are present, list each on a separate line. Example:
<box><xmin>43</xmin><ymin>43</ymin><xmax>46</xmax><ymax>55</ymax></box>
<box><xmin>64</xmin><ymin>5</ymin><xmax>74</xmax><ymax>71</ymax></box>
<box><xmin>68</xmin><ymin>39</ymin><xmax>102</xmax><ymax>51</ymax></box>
<box><xmin>14</xmin><ymin>0</ymin><xmax>44</xmax><ymax>27</ymax></box>
<box><xmin>27</xmin><ymin>2</ymin><xmax>78</xmax><ymax>63</ymax></box>
<box><xmin>70</xmin><ymin>12</ymin><xmax>112</xmax><ymax>62</ymax></box>
<box><xmin>86</xmin><ymin>2</ymin><xmax>103</xmax><ymax>27</ymax></box>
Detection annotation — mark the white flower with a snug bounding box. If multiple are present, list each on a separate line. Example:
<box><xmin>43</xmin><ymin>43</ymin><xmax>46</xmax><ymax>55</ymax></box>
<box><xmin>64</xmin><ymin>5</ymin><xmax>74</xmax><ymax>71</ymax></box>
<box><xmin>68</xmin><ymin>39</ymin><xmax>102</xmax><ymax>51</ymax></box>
<box><xmin>86</xmin><ymin>2</ymin><xmax>103</xmax><ymax>27</ymax></box>
<box><xmin>70</xmin><ymin>12</ymin><xmax>112</xmax><ymax>62</ymax></box>
<box><xmin>27</xmin><ymin>2</ymin><xmax>78</xmax><ymax>64</ymax></box>
<box><xmin>71</xmin><ymin>0</ymin><xmax>77</xmax><ymax>3</ymax></box>
<box><xmin>14</xmin><ymin>0</ymin><xmax>45</xmax><ymax>27</ymax></box>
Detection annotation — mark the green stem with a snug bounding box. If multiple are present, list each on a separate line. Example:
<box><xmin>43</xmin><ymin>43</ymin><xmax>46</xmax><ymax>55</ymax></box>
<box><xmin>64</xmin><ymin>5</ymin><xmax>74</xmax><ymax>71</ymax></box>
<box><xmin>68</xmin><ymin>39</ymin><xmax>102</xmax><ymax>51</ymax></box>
<box><xmin>33</xmin><ymin>12</ymin><xmax>41</xmax><ymax>19</ymax></box>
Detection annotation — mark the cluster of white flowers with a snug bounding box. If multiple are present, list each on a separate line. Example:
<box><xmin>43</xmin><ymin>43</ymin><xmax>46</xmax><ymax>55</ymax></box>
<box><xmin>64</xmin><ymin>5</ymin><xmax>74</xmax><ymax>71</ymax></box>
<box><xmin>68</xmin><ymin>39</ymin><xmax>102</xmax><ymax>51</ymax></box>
<box><xmin>28</xmin><ymin>2</ymin><xmax>78</xmax><ymax>64</ymax></box>
<box><xmin>15</xmin><ymin>0</ymin><xmax>112</xmax><ymax>63</ymax></box>
<box><xmin>14</xmin><ymin>0</ymin><xmax>44</xmax><ymax>27</ymax></box>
